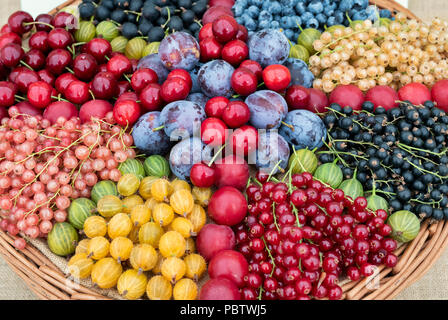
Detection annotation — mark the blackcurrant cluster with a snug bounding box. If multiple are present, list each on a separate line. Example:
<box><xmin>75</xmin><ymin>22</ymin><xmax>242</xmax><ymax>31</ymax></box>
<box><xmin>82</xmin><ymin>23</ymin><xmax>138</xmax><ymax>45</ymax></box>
<box><xmin>321</xmin><ymin>101</ymin><xmax>448</xmax><ymax>220</ymax></box>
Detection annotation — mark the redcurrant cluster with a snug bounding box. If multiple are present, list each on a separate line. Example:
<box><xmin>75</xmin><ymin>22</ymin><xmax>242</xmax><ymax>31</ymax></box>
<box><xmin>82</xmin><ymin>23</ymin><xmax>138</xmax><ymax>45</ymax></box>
<box><xmin>236</xmin><ymin>171</ymin><xmax>398</xmax><ymax>300</ymax></box>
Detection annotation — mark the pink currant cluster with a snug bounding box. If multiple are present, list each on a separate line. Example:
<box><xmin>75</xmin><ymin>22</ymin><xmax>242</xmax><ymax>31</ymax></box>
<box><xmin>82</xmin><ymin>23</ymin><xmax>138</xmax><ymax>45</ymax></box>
<box><xmin>236</xmin><ymin>171</ymin><xmax>398</xmax><ymax>300</ymax></box>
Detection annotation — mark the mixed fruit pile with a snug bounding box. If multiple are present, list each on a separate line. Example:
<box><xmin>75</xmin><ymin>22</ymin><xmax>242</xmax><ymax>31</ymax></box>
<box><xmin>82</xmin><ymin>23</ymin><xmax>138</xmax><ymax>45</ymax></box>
<box><xmin>0</xmin><ymin>0</ymin><xmax>446</xmax><ymax>300</ymax></box>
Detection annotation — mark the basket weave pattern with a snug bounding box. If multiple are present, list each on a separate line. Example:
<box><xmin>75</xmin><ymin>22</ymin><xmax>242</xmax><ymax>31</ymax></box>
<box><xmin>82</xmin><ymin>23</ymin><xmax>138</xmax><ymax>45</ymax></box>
<box><xmin>0</xmin><ymin>0</ymin><xmax>445</xmax><ymax>300</ymax></box>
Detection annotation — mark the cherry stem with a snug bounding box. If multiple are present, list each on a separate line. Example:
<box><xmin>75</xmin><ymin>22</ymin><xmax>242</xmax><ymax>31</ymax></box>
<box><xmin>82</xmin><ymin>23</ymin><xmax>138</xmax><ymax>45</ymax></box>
<box><xmin>207</xmin><ymin>144</ymin><xmax>227</xmax><ymax>167</ymax></box>
<box><xmin>65</xmin><ymin>67</ymin><xmax>75</xmax><ymax>74</ymax></box>
<box><xmin>24</xmin><ymin>21</ymin><xmax>54</xmax><ymax>30</ymax></box>
<box><xmin>89</xmin><ymin>90</ymin><xmax>96</xmax><ymax>100</ymax></box>
<box><xmin>123</xmin><ymin>74</ymin><xmax>131</xmax><ymax>83</ymax></box>
<box><xmin>51</xmin><ymin>96</ymin><xmax>69</xmax><ymax>103</ymax></box>
<box><xmin>20</xmin><ymin>60</ymin><xmax>34</xmax><ymax>71</ymax></box>
<box><xmin>14</xmin><ymin>95</ymin><xmax>26</xmax><ymax>101</ymax></box>
<box><xmin>162</xmin><ymin>7</ymin><xmax>172</xmax><ymax>29</ymax></box>
<box><xmin>272</xmin><ymin>202</ymin><xmax>280</xmax><ymax>232</ymax></box>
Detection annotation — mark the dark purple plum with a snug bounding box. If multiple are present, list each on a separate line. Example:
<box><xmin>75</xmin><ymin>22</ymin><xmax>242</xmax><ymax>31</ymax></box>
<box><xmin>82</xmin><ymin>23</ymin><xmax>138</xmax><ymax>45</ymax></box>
<box><xmin>159</xmin><ymin>100</ymin><xmax>207</xmax><ymax>140</ymax></box>
<box><xmin>245</xmin><ymin>90</ymin><xmax>288</xmax><ymax>129</ymax></box>
<box><xmin>137</xmin><ymin>53</ymin><xmax>169</xmax><ymax>84</ymax></box>
<box><xmin>169</xmin><ymin>137</ymin><xmax>213</xmax><ymax>181</ymax></box>
<box><xmin>132</xmin><ymin>111</ymin><xmax>172</xmax><ymax>156</ymax></box>
<box><xmin>186</xmin><ymin>93</ymin><xmax>208</xmax><ymax>109</ymax></box>
<box><xmin>250</xmin><ymin>130</ymin><xmax>290</xmax><ymax>175</ymax></box>
<box><xmin>279</xmin><ymin>110</ymin><xmax>327</xmax><ymax>150</ymax></box>
<box><xmin>248</xmin><ymin>29</ymin><xmax>290</xmax><ymax>68</ymax></box>
<box><xmin>158</xmin><ymin>32</ymin><xmax>200</xmax><ymax>71</ymax></box>
<box><xmin>189</xmin><ymin>63</ymin><xmax>203</xmax><ymax>93</ymax></box>
<box><xmin>198</xmin><ymin>60</ymin><xmax>234</xmax><ymax>98</ymax></box>
<box><xmin>284</xmin><ymin>58</ymin><xmax>315</xmax><ymax>88</ymax></box>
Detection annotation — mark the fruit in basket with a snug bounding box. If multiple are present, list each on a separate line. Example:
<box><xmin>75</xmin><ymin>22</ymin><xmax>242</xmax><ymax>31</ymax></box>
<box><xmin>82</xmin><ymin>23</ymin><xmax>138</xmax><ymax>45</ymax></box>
<box><xmin>365</xmin><ymin>86</ymin><xmax>399</xmax><ymax>111</ymax></box>
<box><xmin>197</xmin><ymin>224</ymin><xmax>235</xmax><ymax>261</ymax></box>
<box><xmin>290</xmin><ymin>44</ymin><xmax>309</xmax><ymax>63</ymax></box>
<box><xmin>47</xmin><ymin>222</ymin><xmax>78</xmax><ymax>256</ymax></box>
<box><xmin>91</xmin><ymin>257</ymin><xmax>123</xmax><ymax>289</ymax></box>
<box><xmin>432</xmin><ymin>80</ymin><xmax>448</xmax><ymax>111</ymax></box>
<box><xmin>159</xmin><ymin>231</ymin><xmax>186</xmax><ymax>258</ymax></box>
<box><xmin>139</xmin><ymin>222</ymin><xmax>164</xmax><ymax>248</ymax></box>
<box><xmin>367</xmin><ymin>194</ymin><xmax>389</xmax><ymax>212</ymax></box>
<box><xmin>122</xmin><ymin>195</ymin><xmax>144</xmax><ymax>214</ymax></box>
<box><xmin>68</xmin><ymin>253</ymin><xmax>94</xmax><ymax>279</ymax></box>
<box><xmin>199</xmin><ymin>277</ymin><xmax>240</xmax><ymax>300</ymax></box>
<box><xmin>214</xmin><ymin>155</ymin><xmax>249</xmax><ymax>190</ymax></box>
<box><xmin>158</xmin><ymin>32</ymin><xmax>200</xmax><ymax>71</ymax></box>
<box><xmin>153</xmin><ymin>203</ymin><xmax>174</xmax><ymax>227</ymax></box>
<box><xmin>187</xmin><ymin>204</ymin><xmax>207</xmax><ymax>233</ymax></box>
<box><xmin>87</xmin><ymin>236</ymin><xmax>110</xmax><ymax>260</ymax></box>
<box><xmin>130</xmin><ymin>205</ymin><xmax>151</xmax><ymax>227</ymax></box>
<box><xmin>329</xmin><ymin>85</ymin><xmax>365</xmax><ymax>111</ymax></box>
<box><xmin>67</xmin><ymin>198</ymin><xmax>96</xmax><ymax>230</ymax></box>
<box><xmin>97</xmin><ymin>195</ymin><xmax>123</xmax><ymax>218</ymax></box>
<box><xmin>83</xmin><ymin>216</ymin><xmax>107</xmax><ymax>239</ymax></box>
<box><xmin>398</xmin><ymin>83</ymin><xmax>432</xmax><ymax>106</ymax></box>
<box><xmin>170</xmin><ymin>189</ymin><xmax>194</xmax><ymax>216</ymax></box>
<box><xmin>74</xmin><ymin>21</ymin><xmax>96</xmax><ymax>43</ymax></box>
<box><xmin>208</xmin><ymin>250</ymin><xmax>248</xmax><ymax>288</ymax></box>
<box><xmin>198</xmin><ymin>59</ymin><xmax>234</xmax><ymax>98</ymax></box>
<box><xmin>117</xmin><ymin>269</ymin><xmax>148</xmax><ymax>300</ymax></box>
<box><xmin>117</xmin><ymin>174</ymin><xmax>140</xmax><ymax>197</ymax></box>
<box><xmin>76</xmin><ymin>239</ymin><xmax>90</xmax><ymax>255</ymax></box>
<box><xmin>139</xmin><ymin>177</ymin><xmax>158</xmax><ymax>200</ymax></box>
<box><xmin>255</xmin><ymin>130</ymin><xmax>290</xmax><ymax>175</ymax></box>
<box><xmin>130</xmin><ymin>244</ymin><xmax>158</xmax><ymax>272</ymax></box>
<box><xmin>151</xmin><ymin>179</ymin><xmax>173</xmax><ymax>203</ymax></box>
<box><xmin>146</xmin><ymin>275</ymin><xmax>172</xmax><ymax>300</ymax></box>
<box><xmin>143</xmin><ymin>42</ymin><xmax>160</xmax><ymax>57</ymax></box>
<box><xmin>248</xmin><ymin>29</ymin><xmax>289</xmax><ymax>68</ymax></box>
<box><xmin>184</xmin><ymin>253</ymin><xmax>206</xmax><ymax>280</ymax></box>
<box><xmin>262</xmin><ymin>64</ymin><xmax>291</xmax><ymax>92</ymax></box>
<box><xmin>125</xmin><ymin>38</ymin><xmax>147</xmax><ymax>60</ymax></box>
<box><xmin>143</xmin><ymin>155</ymin><xmax>170</xmax><ymax>178</ymax></box>
<box><xmin>171</xmin><ymin>217</ymin><xmax>195</xmax><ymax>238</ymax></box>
<box><xmin>108</xmin><ymin>213</ymin><xmax>133</xmax><ymax>239</ymax></box>
<box><xmin>110</xmin><ymin>36</ymin><xmax>128</xmax><ymax>53</ymax></box>
<box><xmin>245</xmin><ymin>90</ymin><xmax>287</xmax><ymax>130</ymax></box>
<box><xmin>91</xmin><ymin>180</ymin><xmax>118</xmax><ymax>204</ymax></box>
<box><xmin>161</xmin><ymin>257</ymin><xmax>187</xmax><ymax>283</ymax></box>
<box><xmin>43</xmin><ymin>101</ymin><xmax>79</xmax><ymax>124</ymax></box>
<box><xmin>314</xmin><ymin>162</ymin><xmax>343</xmax><ymax>189</ymax></box>
<box><xmin>173</xmin><ymin>278</ymin><xmax>198</xmax><ymax>300</ymax></box>
<box><xmin>339</xmin><ymin>175</ymin><xmax>364</xmax><ymax>200</ymax></box>
<box><xmin>288</xmin><ymin>149</ymin><xmax>318</xmax><ymax>175</ymax></box>
<box><xmin>110</xmin><ymin>237</ymin><xmax>133</xmax><ymax>263</ymax></box>
<box><xmin>96</xmin><ymin>21</ymin><xmax>119</xmax><ymax>42</ymax></box>
<box><xmin>132</xmin><ymin>112</ymin><xmax>172</xmax><ymax>156</ymax></box>
<box><xmin>160</xmin><ymin>100</ymin><xmax>206</xmax><ymax>139</ymax></box>
<box><xmin>388</xmin><ymin>210</ymin><xmax>421</xmax><ymax>243</ymax></box>
<box><xmin>118</xmin><ymin>158</ymin><xmax>145</xmax><ymax>180</ymax></box>
<box><xmin>171</xmin><ymin>179</ymin><xmax>191</xmax><ymax>193</ymax></box>
<box><xmin>192</xmin><ymin>187</ymin><xmax>212</xmax><ymax>208</ymax></box>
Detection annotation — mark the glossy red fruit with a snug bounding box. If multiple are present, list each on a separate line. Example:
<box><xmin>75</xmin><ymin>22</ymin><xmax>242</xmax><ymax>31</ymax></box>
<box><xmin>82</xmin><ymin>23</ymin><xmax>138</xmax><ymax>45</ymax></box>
<box><xmin>55</xmin><ymin>73</ymin><xmax>77</xmax><ymax>94</ymax></box>
<box><xmin>0</xmin><ymin>43</ymin><xmax>24</xmax><ymax>68</ymax></box>
<box><xmin>73</xmin><ymin>53</ymin><xmax>98</xmax><ymax>81</ymax></box>
<box><xmin>160</xmin><ymin>77</ymin><xmax>190</xmax><ymax>103</ymax></box>
<box><xmin>197</xmin><ymin>224</ymin><xmax>236</xmax><ymax>261</ymax></box>
<box><xmin>205</xmin><ymin>96</ymin><xmax>229</xmax><ymax>118</ymax></box>
<box><xmin>90</xmin><ymin>72</ymin><xmax>118</xmax><ymax>100</ymax></box>
<box><xmin>208</xmin><ymin>186</ymin><xmax>247</xmax><ymax>225</ymax></box>
<box><xmin>13</xmin><ymin>67</ymin><xmax>39</xmax><ymax>93</ymax></box>
<box><xmin>307</xmin><ymin>88</ymin><xmax>329</xmax><ymax>113</ymax></box>
<box><xmin>131</xmin><ymin>68</ymin><xmax>158</xmax><ymax>92</ymax></box>
<box><xmin>230</xmin><ymin>125</ymin><xmax>258</xmax><ymax>156</ymax></box>
<box><xmin>8</xmin><ymin>11</ymin><xmax>33</xmax><ymax>35</ymax></box>
<box><xmin>65</xmin><ymin>80</ymin><xmax>90</xmax><ymax>104</ymax></box>
<box><xmin>15</xmin><ymin>101</ymin><xmax>42</xmax><ymax>117</ymax></box>
<box><xmin>202</xmin><ymin>6</ymin><xmax>234</xmax><ymax>25</ymax></box>
<box><xmin>28</xmin><ymin>31</ymin><xmax>49</xmax><ymax>52</ymax></box>
<box><xmin>46</xmin><ymin>49</ymin><xmax>72</xmax><ymax>75</ymax></box>
<box><xmin>398</xmin><ymin>82</ymin><xmax>431</xmax><ymax>106</ymax></box>
<box><xmin>0</xmin><ymin>81</ymin><xmax>17</xmax><ymax>107</ymax></box>
<box><xmin>235</xmin><ymin>25</ymin><xmax>248</xmax><ymax>42</ymax></box>
<box><xmin>27</xmin><ymin>81</ymin><xmax>52</xmax><ymax>108</ymax></box>
<box><xmin>240</xmin><ymin>60</ymin><xmax>262</xmax><ymax>81</ymax></box>
<box><xmin>365</xmin><ymin>85</ymin><xmax>399</xmax><ymax>111</ymax></box>
<box><xmin>48</xmin><ymin>28</ymin><xmax>73</xmax><ymax>50</ymax></box>
<box><xmin>286</xmin><ymin>85</ymin><xmax>310</xmax><ymax>110</ymax></box>
<box><xmin>117</xmin><ymin>80</ymin><xmax>131</xmax><ymax>96</ymax></box>
<box><xmin>209</xmin><ymin>0</ymin><xmax>235</xmax><ymax>8</ymax></box>
<box><xmin>212</xmin><ymin>15</ymin><xmax>238</xmax><ymax>43</ymax></box>
<box><xmin>208</xmin><ymin>250</ymin><xmax>248</xmax><ymax>288</ymax></box>
<box><xmin>190</xmin><ymin>163</ymin><xmax>216</xmax><ymax>188</ymax></box>
<box><xmin>0</xmin><ymin>32</ymin><xmax>22</xmax><ymax>51</ymax></box>
<box><xmin>200</xmin><ymin>277</ymin><xmax>240</xmax><ymax>300</ymax></box>
<box><xmin>329</xmin><ymin>84</ymin><xmax>365</xmax><ymax>111</ymax></box>
<box><xmin>167</xmin><ymin>69</ymin><xmax>192</xmax><ymax>90</ymax></box>
<box><xmin>34</xmin><ymin>14</ymin><xmax>54</xmax><ymax>32</ymax></box>
<box><xmin>199</xmin><ymin>23</ymin><xmax>214</xmax><ymax>42</ymax></box>
<box><xmin>201</xmin><ymin>117</ymin><xmax>228</xmax><ymax>146</ymax></box>
<box><xmin>113</xmin><ymin>99</ymin><xmax>141</xmax><ymax>127</ymax></box>
<box><xmin>85</xmin><ymin>38</ymin><xmax>112</xmax><ymax>63</ymax></box>
<box><xmin>37</xmin><ymin>69</ymin><xmax>55</xmax><ymax>86</ymax></box>
<box><xmin>222</xmin><ymin>40</ymin><xmax>248</xmax><ymax>66</ymax></box>
<box><xmin>116</xmin><ymin>91</ymin><xmax>138</xmax><ymax>104</ymax></box>
<box><xmin>221</xmin><ymin>100</ymin><xmax>250</xmax><ymax>128</ymax></box>
<box><xmin>107</xmin><ymin>54</ymin><xmax>132</xmax><ymax>79</ymax></box>
<box><xmin>23</xmin><ymin>49</ymin><xmax>46</xmax><ymax>70</ymax></box>
<box><xmin>139</xmin><ymin>83</ymin><xmax>162</xmax><ymax>111</ymax></box>
<box><xmin>262</xmin><ymin>64</ymin><xmax>291</xmax><ymax>92</ymax></box>
<box><xmin>43</xmin><ymin>101</ymin><xmax>78</xmax><ymax>124</ymax></box>
<box><xmin>230</xmin><ymin>67</ymin><xmax>257</xmax><ymax>96</ymax></box>
<box><xmin>53</xmin><ymin>12</ymin><xmax>77</xmax><ymax>32</ymax></box>
<box><xmin>199</xmin><ymin>37</ymin><xmax>223</xmax><ymax>62</ymax></box>
<box><xmin>214</xmin><ymin>155</ymin><xmax>250</xmax><ymax>190</ymax></box>
<box><xmin>432</xmin><ymin>79</ymin><xmax>448</xmax><ymax>111</ymax></box>
<box><xmin>0</xmin><ymin>24</ymin><xmax>12</xmax><ymax>35</ymax></box>
<box><xmin>79</xmin><ymin>100</ymin><xmax>113</xmax><ymax>123</ymax></box>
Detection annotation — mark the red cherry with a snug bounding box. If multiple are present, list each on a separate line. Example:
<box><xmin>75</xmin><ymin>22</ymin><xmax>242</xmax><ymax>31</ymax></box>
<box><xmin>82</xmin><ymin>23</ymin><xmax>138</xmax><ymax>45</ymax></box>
<box><xmin>73</xmin><ymin>53</ymin><xmax>98</xmax><ymax>81</ymax></box>
<box><xmin>212</xmin><ymin>15</ymin><xmax>239</xmax><ymax>43</ymax></box>
<box><xmin>199</xmin><ymin>37</ymin><xmax>223</xmax><ymax>62</ymax></box>
<box><xmin>0</xmin><ymin>32</ymin><xmax>22</xmax><ymax>51</ymax></box>
<box><xmin>28</xmin><ymin>31</ymin><xmax>49</xmax><ymax>52</ymax></box>
<box><xmin>230</xmin><ymin>125</ymin><xmax>258</xmax><ymax>156</ymax></box>
<box><xmin>236</xmin><ymin>25</ymin><xmax>248</xmax><ymax>42</ymax></box>
<box><xmin>222</xmin><ymin>40</ymin><xmax>248</xmax><ymax>66</ymax></box>
<box><xmin>199</xmin><ymin>23</ymin><xmax>214</xmax><ymax>42</ymax></box>
<box><xmin>65</xmin><ymin>80</ymin><xmax>90</xmax><ymax>104</ymax></box>
<box><xmin>0</xmin><ymin>24</ymin><xmax>12</xmax><ymax>35</ymax></box>
<box><xmin>0</xmin><ymin>43</ymin><xmax>24</xmax><ymax>68</ymax></box>
<box><xmin>116</xmin><ymin>91</ymin><xmax>138</xmax><ymax>104</ymax></box>
<box><xmin>205</xmin><ymin>96</ymin><xmax>229</xmax><ymax>118</ymax></box>
<box><xmin>307</xmin><ymin>88</ymin><xmax>329</xmax><ymax>113</ymax></box>
<box><xmin>221</xmin><ymin>100</ymin><xmax>250</xmax><ymax>128</ymax></box>
<box><xmin>90</xmin><ymin>71</ymin><xmax>118</xmax><ymax>100</ymax></box>
<box><xmin>38</xmin><ymin>69</ymin><xmax>55</xmax><ymax>86</ymax></box>
<box><xmin>8</xmin><ymin>11</ymin><xmax>33</xmax><ymax>35</ymax></box>
<box><xmin>139</xmin><ymin>83</ymin><xmax>162</xmax><ymax>111</ymax></box>
<box><xmin>53</xmin><ymin>12</ymin><xmax>77</xmax><ymax>32</ymax></box>
<box><xmin>107</xmin><ymin>54</ymin><xmax>132</xmax><ymax>79</ymax></box>
<box><xmin>167</xmin><ymin>69</ymin><xmax>192</xmax><ymax>91</ymax></box>
<box><xmin>55</xmin><ymin>72</ymin><xmax>77</xmax><ymax>94</ymax></box>
<box><xmin>46</xmin><ymin>49</ymin><xmax>72</xmax><ymax>75</ymax></box>
<box><xmin>262</xmin><ymin>64</ymin><xmax>291</xmax><ymax>92</ymax></box>
<box><xmin>13</xmin><ymin>67</ymin><xmax>39</xmax><ymax>93</ymax></box>
<box><xmin>240</xmin><ymin>60</ymin><xmax>262</xmax><ymax>81</ymax></box>
<box><xmin>85</xmin><ymin>38</ymin><xmax>112</xmax><ymax>63</ymax></box>
<box><xmin>230</xmin><ymin>67</ymin><xmax>257</xmax><ymax>96</ymax></box>
<box><xmin>201</xmin><ymin>117</ymin><xmax>228</xmax><ymax>146</ymax></box>
<box><xmin>160</xmin><ymin>77</ymin><xmax>190</xmax><ymax>103</ymax></box>
<box><xmin>98</xmin><ymin>64</ymin><xmax>108</xmax><ymax>73</ymax></box>
<box><xmin>34</xmin><ymin>14</ymin><xmax>54</xmax><ymax>32</ymax></box>
<box><xmin>190</xmin><ymin>163</ymin><xmax>216</xmax><ymax>188</ymax></box>
<box><xmin>23</xmin><ymin>49</ymin><xmax>46</xmax><ymax>70</ymax></box>
<box><xmin>113</xmin><ymin>99</ymin><xmax>141</xmax><ymax>127</ymax></box>
<box><xmin>286</xmin><ymin>85</ymin><xmax>310</xmax><ymax>110</ymax></box>
<box><xmin>0</xmin><ymin>81</ymin><xmax>17</xmax><ymax>107</ymax></box>
<box><xmin>131</xmin><ymin>68</ymin><xmax>158</xmax><ymax>92</ymax></box>
<box><xmin>48</xmin><ymin>28</ymin><xmax>73</xmax><ymax>50</ymax></box>
<box><xmin>117</xmin><ymin>81</ymin><xmax>131</xmax><ymax>96</ymax></box>
<box><xmin>27</xmin><ymin>81</ymin><xmax>52</xmax><ymax>108</ymax></box>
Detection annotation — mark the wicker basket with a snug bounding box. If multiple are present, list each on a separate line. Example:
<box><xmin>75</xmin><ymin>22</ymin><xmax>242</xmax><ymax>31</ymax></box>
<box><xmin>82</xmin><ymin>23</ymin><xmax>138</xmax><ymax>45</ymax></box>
<box><xmin>0</xmin><ymin>0</ymin><xmax>445</xmax><ymax>301</ymax></box>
